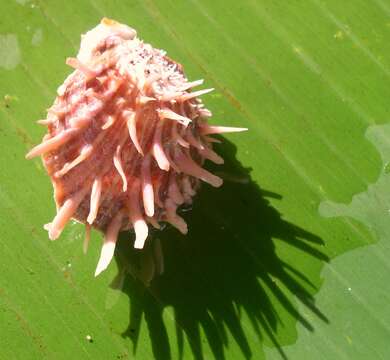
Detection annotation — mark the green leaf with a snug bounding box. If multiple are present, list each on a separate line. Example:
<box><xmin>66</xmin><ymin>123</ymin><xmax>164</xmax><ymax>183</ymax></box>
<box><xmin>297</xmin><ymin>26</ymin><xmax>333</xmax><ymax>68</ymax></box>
<box><xmin>0</xmin><ymin>0</ymin><xmax>389</xmax><ymax>359</ymax></box>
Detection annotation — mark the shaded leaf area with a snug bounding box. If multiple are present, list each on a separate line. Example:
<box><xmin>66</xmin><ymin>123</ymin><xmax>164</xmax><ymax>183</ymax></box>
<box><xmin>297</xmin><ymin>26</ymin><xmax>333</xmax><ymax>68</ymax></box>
<box><xmin>266</xmin><ymin>123</ymin><xmax>390</xmax><ymax>360</ymax></box>
<box><xmin>112</xmin><ymin>139</ymin><xmax>329</xmax><ymax>360</ymax></box>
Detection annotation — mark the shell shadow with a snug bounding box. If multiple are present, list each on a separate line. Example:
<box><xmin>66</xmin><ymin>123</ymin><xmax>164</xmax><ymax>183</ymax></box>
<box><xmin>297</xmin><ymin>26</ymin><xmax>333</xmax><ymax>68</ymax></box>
<box><xmin>113</xmin><ymin>138</ymin><xmax>329</xmax><ymax>360</ymax></box>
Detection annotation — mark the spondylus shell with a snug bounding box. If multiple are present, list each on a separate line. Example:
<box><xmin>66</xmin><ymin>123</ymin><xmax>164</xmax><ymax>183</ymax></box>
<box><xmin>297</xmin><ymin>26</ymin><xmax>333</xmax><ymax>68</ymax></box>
<box><xmin>26</xmin><ymin>18</ymin><xmax>247</xmax><ymax>276</ymax></box>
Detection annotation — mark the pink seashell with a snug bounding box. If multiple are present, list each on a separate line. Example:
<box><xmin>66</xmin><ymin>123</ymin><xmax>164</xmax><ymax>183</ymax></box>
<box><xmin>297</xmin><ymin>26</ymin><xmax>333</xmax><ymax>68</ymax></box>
<box><xmin>26</xmin><ymin>18</ymin><xmax>247</xmax><ymax>276</ymax></box>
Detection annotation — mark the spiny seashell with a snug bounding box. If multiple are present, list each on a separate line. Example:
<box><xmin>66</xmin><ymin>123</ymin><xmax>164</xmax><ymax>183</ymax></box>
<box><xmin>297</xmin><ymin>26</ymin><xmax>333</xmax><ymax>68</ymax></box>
<box><xmin>26</xmin><ymin>18</ymin><xmax>247</xmax><ymax>276</ymax></box>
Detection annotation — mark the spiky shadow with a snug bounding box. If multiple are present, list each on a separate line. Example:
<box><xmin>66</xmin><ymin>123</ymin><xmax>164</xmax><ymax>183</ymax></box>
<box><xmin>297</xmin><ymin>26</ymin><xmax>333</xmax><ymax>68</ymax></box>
<box><xmin>113</xmin><ymin>138</ymin><xmax>329</xmax><ymax>360</ymax></box>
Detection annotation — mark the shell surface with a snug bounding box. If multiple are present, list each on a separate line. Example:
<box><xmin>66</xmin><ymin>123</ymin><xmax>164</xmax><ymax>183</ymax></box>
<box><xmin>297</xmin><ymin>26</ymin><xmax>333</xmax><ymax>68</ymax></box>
<box><xmin>26</xmin><ymin>18</ymin><xmax>247</xmax><ymax>276</ymax></box>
